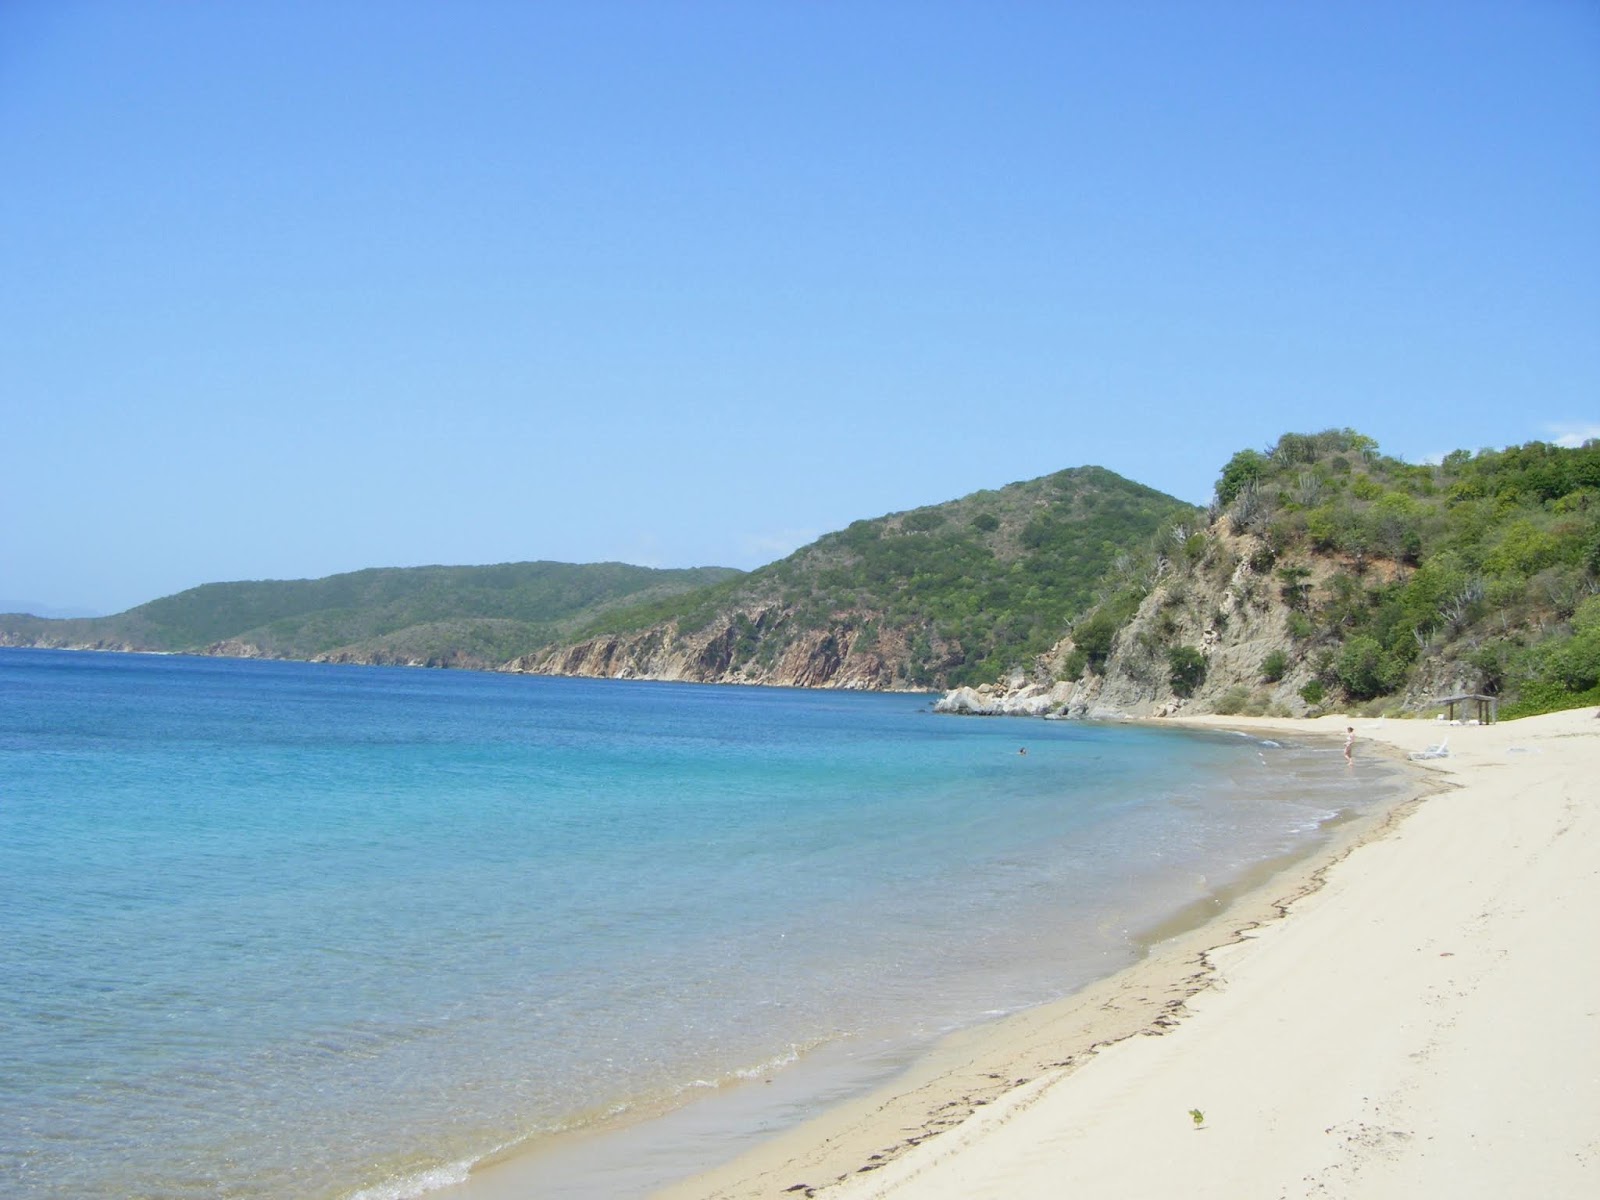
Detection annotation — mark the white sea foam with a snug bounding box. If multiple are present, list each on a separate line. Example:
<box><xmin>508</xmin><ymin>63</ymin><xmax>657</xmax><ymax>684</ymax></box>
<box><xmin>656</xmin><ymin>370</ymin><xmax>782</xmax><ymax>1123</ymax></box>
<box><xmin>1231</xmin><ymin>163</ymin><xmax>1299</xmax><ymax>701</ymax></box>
<box><xmin>344</xmin><ymin>1157</ymin><xmax>476</xmax><ymax>1200</ymax></box>
<box><xmin>683</xmin><ymin>1043</ymin><xmax>814</xmax><ymax>1091</ymax></box>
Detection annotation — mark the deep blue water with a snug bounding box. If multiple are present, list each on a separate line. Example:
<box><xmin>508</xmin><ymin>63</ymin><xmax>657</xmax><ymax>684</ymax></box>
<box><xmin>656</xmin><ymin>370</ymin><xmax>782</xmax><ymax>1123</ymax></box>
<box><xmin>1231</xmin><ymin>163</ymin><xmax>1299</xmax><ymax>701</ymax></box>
<box><xmin>0</xmin><ymin>649</ymin><xmax>1386</xmax><ymax>1199</ymax></box>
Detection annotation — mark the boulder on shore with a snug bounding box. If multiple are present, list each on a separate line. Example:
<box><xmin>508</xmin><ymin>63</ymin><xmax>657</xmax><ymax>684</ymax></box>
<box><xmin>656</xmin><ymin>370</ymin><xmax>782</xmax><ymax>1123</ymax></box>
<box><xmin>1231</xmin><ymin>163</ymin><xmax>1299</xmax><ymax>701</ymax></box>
<box><xmin>933</xmin><ymin>680</ymin><xmax>1081</xmax><ymax>717</ymax></box>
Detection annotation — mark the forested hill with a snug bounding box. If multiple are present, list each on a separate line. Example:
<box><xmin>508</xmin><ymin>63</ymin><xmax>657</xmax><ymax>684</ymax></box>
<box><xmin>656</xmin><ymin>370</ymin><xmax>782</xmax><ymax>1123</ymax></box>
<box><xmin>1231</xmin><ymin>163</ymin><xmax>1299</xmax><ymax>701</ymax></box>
<box><xmin>510</xmin><ymin>466</ymin><xmax>1200</xmax><ymax>689</ymax></box>
<box><xmin>0</xmin><ymin>562</ymin><xmax>744</xmax><ymax>669</ymax></box>
<box><xmin>2</xmin><ymin>467</ymin><xmax>1197</xmax><ymax>687</ymax></box>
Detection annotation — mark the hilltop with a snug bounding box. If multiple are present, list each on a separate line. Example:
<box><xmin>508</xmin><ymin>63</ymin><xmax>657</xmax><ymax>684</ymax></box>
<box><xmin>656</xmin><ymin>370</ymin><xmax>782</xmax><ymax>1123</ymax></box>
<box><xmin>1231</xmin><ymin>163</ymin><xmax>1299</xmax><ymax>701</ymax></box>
<box><xmin>511</xmin><ymin>466</ymin><xmax>1197</xmax><ymax>690</ymax></box>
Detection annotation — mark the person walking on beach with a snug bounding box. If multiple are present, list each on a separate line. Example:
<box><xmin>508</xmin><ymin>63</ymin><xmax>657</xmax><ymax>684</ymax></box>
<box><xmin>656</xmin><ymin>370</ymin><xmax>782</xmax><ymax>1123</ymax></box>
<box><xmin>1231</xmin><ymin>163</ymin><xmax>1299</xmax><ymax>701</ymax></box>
<box><xmin>1344</xmin><ymin>726</ymin><xmax>1355</xmax><ymax>763</ymax></box>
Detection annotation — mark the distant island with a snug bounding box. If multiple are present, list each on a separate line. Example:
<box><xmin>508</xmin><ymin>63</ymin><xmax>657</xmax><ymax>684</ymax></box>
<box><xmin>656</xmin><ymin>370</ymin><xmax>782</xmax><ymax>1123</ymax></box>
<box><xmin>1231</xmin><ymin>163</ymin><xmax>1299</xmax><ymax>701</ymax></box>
<box><xmin>5</xmin><ymin>431</ymin><xmax>1597</xmax><ymax>720</ymax></box>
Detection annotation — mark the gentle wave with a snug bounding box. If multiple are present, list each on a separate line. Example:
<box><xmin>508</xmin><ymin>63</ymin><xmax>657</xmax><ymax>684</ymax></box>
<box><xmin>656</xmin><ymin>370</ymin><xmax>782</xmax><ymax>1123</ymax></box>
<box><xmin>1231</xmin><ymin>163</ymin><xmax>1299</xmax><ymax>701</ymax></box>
<box><xmin>345</xmin><ymin>1159</ymin><xmax>478</xmax><ymax>1200</ymax></box>
<box><xmin>684</xmin><ymin>1041</ymin><xmax>817</xmax><ymax>1090</ymax></box>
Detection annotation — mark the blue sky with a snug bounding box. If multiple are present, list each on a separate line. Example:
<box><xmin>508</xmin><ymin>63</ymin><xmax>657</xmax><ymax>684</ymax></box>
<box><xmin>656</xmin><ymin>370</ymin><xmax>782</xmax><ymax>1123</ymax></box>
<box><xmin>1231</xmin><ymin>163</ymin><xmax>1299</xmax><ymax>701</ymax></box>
<box><xmin>3</xmin><ymin>1</ymin><xmax>1597</xmax><ymax>616</ymax></box>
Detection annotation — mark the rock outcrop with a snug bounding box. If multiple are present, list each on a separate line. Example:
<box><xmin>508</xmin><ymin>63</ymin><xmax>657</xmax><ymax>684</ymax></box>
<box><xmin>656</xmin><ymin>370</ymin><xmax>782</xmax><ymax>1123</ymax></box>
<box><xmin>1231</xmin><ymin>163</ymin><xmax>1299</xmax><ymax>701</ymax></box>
<box><xmin>935</xmin><ymin>526</ymin><xmax>1333</xmax><ymax>720</ymax></box>
<box><xmin>933</xmin><ymin>678</ymin><xmax>1087</xmax><ymax>716</ymax></box>
<box><xmin>206</xmin><ymin>639</ymin><xmax>270</xmax><ymax>659</ymax></box>
<box><xmin>502</xmin><ymin>605</ymin><xmax>933</xmax><ymax>691</ymax></box>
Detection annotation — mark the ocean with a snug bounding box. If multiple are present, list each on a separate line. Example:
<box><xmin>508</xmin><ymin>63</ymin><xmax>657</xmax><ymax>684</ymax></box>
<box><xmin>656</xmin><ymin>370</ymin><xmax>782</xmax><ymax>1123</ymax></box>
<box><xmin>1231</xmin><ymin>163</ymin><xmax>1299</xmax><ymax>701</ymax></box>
<box><xmin>0</xmin><ymin>649</ymin><xmax>1396</xmax><ymax>1199</ymax></box>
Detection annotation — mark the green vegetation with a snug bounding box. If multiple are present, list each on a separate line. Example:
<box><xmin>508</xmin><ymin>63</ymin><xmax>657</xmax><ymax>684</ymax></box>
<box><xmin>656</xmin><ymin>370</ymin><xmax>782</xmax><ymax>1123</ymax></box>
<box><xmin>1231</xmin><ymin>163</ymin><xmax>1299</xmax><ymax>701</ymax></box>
<box><xmin>1218</xmin><ymin>429</ymin><xmax>1600</xmax><ymax>717</ymax></box>
<box><xmin>0</xmin><ymin>562</ymin><xmax>742</xmax><ymax>667</ymax></box>
<box><xmin>810</xmin><ymin>468</ymin><xmax>1193</xmax><ymax>685</ymax></box>
<box><xmin>1070</xmin><ymin>593</ymin><xmax>1130</xmax><ymax>673</ymax></box>
<box><xmin>1496</xmin><ymin>594</ymin><xmax>1600</xmax><ymax>718</ymax></box>
<box><xmin>567</xmin><ymin>466</ymin><xmax>1198</xmax><ymax>688</ymax></box>
<box><xmin>1167</xmin><ymin>645</ymin><xmax>1207</xmax><ymax>697</ymax></box>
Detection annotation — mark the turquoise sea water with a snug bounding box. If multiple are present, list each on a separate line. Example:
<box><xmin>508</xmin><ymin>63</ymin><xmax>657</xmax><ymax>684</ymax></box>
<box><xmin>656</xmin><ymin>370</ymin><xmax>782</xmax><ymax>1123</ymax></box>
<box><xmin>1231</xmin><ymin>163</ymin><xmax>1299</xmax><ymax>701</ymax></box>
<box><xmin>0</xmin><ymin>649</ymin><xmax>1392</xmax><ymax>1199</ymax></box>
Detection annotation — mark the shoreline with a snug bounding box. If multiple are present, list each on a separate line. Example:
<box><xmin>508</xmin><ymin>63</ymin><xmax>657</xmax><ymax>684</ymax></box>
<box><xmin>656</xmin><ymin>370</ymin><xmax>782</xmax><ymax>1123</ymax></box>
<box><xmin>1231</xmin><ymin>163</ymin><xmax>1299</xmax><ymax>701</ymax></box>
<box><xmin>652</xmin><ymin>707</ymin><xmax>1597</xmax><ymax>1200</ymax></box>
<box><xmin>441</xmin><ymin>717</ymin><xmax>1432</xmax><ymax>1200</ymax></box>
<box><xmin>647</xmin><ymin>717</ymin><xmax>1439</xmax><ymax>1200</ymax></box>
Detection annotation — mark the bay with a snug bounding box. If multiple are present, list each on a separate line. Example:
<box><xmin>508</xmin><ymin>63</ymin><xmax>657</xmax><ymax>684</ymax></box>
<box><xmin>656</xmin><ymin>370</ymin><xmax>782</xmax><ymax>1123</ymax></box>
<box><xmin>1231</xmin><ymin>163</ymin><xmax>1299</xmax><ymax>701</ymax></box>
<box><xmin>0</xmin><ymin>649</ymin><xmax>1392</xmax><ymax>1199</ymax></box>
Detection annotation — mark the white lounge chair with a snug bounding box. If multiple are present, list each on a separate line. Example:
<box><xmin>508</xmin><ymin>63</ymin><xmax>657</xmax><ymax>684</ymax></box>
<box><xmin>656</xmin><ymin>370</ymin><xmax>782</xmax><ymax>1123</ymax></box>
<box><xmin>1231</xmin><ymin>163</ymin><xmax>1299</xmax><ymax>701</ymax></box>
<box><xmin>1410</xmin><ymin>737</ymin><xmax>1450</xmax><ymax>760</ymax></box>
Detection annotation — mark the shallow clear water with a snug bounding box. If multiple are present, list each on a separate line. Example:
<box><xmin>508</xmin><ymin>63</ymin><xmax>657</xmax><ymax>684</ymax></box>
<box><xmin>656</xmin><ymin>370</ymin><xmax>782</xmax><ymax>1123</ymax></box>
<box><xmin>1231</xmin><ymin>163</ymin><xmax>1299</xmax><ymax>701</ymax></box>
<box><xmin>0</xmin><ymin>649</ymin><xmax>1390</xmax><ymax>1199</ymax></box>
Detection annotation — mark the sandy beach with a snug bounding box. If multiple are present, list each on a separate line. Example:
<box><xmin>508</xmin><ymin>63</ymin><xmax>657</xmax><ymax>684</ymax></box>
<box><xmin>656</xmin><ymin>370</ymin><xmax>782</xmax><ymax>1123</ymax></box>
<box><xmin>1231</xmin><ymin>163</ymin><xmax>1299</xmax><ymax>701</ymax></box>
<box><xmin>655</xmin><ymin>707</ymin><xmax>1599</xmax><ymax>1200</ymax></box>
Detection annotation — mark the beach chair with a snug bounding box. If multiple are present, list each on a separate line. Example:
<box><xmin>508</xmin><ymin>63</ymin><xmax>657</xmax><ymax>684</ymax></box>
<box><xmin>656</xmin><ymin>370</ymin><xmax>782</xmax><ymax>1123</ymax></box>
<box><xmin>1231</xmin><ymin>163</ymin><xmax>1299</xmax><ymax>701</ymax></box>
<box><xmin>1409</xmin><ymin>737</ymin><xmax>1450</xmax><ymax>761</ymax></box>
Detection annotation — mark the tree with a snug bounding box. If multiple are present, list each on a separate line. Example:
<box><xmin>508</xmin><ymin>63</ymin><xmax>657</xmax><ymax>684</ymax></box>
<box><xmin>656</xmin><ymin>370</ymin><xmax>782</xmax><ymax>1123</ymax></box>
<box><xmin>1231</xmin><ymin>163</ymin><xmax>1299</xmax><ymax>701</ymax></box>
<box><xmin>1168</xmin><ymin>645</ymin><xmax>1207</xmax><ymax>697</ymax></box>
<box><xmin>1073</xmin><ymin>609</ymin><xmax>1120</xmax><ymax>671</ymax></box>
<box><xmin>1217</xmin><ymin>449</ymin><xmax>1268</xmax><ymax>506</ymax></box>
<box><xmin>1334</xmin><ymin>635</ymin><xmax>1401</xmax><ymax>701</ymax></box>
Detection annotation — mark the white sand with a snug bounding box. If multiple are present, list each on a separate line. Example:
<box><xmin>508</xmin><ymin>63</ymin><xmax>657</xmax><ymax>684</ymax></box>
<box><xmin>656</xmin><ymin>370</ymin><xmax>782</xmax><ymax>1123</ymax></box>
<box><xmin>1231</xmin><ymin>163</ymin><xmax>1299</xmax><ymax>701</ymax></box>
<box><xmin>656</xmin><ymin>707</ymin><xmax>1599</xmax><ymax>1200</ymax></box>
<box><xmin>813</xmin><ymin>708</ymin><xmax>1600</xmax><ymax>1199</ymax></box>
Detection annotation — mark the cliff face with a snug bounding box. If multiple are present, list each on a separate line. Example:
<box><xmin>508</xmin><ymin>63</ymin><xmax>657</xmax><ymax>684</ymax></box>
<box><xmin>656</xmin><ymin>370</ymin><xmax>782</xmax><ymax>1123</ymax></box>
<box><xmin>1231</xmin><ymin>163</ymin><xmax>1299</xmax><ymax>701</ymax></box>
<box><xmin>503</xmin><ymin>604</ymin><xmax>936</xmax><ymax>691</ymax></box>
<box><xmin>935</xmin><ymin>506</ymin><xmax>1535</xmax><ymax>721</ymax></box>
<box><xmin>938</xmin><ymin>525</ymin><xmax>1331</xmax><ymax>718</ymax></box>
<box><xmin>1088</xmin><ymin>527</ymin><xmax>1308</xmax><ymax>717</ymax></box>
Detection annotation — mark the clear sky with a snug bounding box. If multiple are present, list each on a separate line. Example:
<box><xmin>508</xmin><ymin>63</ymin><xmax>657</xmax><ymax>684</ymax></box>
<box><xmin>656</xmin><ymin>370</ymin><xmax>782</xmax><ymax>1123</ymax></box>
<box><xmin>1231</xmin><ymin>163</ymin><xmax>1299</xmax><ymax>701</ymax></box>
<box><xmin>3</xmin><ymin>1</ymin><xmax>1597</xmax><ymax>616</ymax></box>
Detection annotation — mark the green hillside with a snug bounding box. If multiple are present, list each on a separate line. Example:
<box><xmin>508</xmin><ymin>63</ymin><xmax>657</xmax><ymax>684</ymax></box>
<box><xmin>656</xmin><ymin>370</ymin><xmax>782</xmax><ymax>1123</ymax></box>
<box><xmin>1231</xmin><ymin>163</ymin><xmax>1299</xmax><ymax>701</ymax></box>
<box><xmin>1041</xmin><ymin>430</ymin><xmax>1600</xmax><ymax>720</ymax></box>
<box><xmin>544</xmin><ymin>466</ymin><xmax>1200</xmax><ymax>687</ymax></box>
<box><xmin>1213</xmin><ymin>431</ymin><xmax>1600</xmax><ymax>717</ymax></box>
<box><xmin>0</xmin><ymin>562</ymin><xmax>743</xmax><ymax>666</ymax></box>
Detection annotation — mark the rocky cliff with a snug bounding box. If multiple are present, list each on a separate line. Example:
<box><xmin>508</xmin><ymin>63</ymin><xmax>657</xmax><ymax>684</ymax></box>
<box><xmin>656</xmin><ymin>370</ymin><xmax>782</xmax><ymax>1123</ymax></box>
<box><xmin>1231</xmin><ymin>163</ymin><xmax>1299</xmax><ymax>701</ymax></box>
<box><xmin>933</xmin><ymin>430</ymin><xmax>1598</xmax><ymax>722</ymax></box>
<box><xmin>939</xmin><ymin>522</ymin><xmax>1358</xmax><ymax>718</ymax></box>
<box><xmin>503</xmin><ymin>603</ymin><xmax>940</xmax><ymax>691</ymax></box>
<box><xmin>935</xmin><ymin>523</ymin><xmax>1308</xmax><ymax>719</ymax></box>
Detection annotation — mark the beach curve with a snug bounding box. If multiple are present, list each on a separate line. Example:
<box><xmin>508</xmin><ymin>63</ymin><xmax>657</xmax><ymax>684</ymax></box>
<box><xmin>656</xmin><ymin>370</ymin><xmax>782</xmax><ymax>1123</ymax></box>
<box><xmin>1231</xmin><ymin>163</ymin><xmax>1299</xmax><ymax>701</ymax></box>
<box><xmin>655</xmin><ymin>707</ymin><xmax>1600</xmax><ymax>1200</ymax></box>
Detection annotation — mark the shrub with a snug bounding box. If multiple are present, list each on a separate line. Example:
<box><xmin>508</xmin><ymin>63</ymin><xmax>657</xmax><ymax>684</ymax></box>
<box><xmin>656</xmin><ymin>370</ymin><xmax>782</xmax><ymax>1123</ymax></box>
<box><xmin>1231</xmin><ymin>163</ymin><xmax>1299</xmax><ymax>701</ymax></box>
<box><xmin>1261</xmin><ymin>648</ymin><xmax>1289</xmax><ymax>682</ymax></box>
<box><xmin>1504</xmin><ymin>595</ymin><xmax>1600</xmax><ymax>713</ymax></box>
<box><xmin>1214</xmin><ymin>685</ymin><xmax>1252</xmax><ymax>715</ymax></box>
<box><xmin>1073</xmin><ymin>589</ymin><xmax>1143</xmax><ymax>671</ymax></box>
<box><xmin>1168</xmin><ymin>645</ymin><xmax>1207</xmax><ymax>697</ymax></box>
<box><xmin>1217</xmin><ymin>449</ymin><xmax>1268</xmax><ymax>506</ymax></box>
<box><xmin>1073</xmin><ymin>609</ymin><xmax>1121</xmax><ymax>671</ymax></box>
<box><xmin>1299</xmin><ymin>679</ymin><xmax>1326</xmax><ymax>705</ymax></box>
<box><xmin>1471</xmin><ymin>640</ymin><xmax>1512</xmax><ymax>695</ymax></box>
<box><xmin>1334</xmin><ymin>635</ymin><xmax>1404</xmax><ymax>701</ymax></box>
